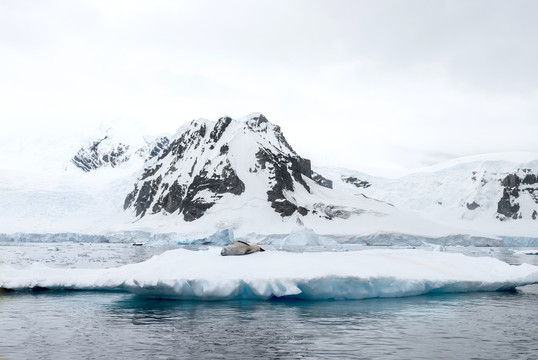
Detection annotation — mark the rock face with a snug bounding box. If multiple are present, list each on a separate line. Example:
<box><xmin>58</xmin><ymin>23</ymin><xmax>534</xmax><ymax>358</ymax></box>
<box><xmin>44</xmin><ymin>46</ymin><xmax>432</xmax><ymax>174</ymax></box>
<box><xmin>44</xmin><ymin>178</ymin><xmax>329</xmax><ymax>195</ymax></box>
<box><xmin>72</xmin><ymin>136</ymin><xmax>131</xmax><ymax>172</ymax></box>
<box><xmin>466</xmin><ymin>201</ymin><xmax>480</xmax><ymax>210</ymax></box>
<box><xmin>342</xmin><ymin>176</ymin><xmax>371</xmax><ymax>189</ymax></box>
<box><xmin>72</xmin><ymin>136</ymin><xmax>169</xmax><ymax>172</ymax></box>
<box><xmin>496</xmin><ymin>170</ymin><xmax>538</xmax><ymax>220</ymax></box>
<box><xmin>311</xmin><ymin>171</ymin><xmax>333</xmax><ymax>189</ymax></box>
<box><xmin>254</xmin><ymin>148</ymin><xmax>310</xmax><ymax>217</ymax></box>
<box><xmin>314</xmin><ymin>158</ymin><xmax>538</xmax><ymax>227</ymax></box>
<box><xmin>123</xmin><ymin>114</ymin><xmax>325</xmax><ymax>222</ymax></box>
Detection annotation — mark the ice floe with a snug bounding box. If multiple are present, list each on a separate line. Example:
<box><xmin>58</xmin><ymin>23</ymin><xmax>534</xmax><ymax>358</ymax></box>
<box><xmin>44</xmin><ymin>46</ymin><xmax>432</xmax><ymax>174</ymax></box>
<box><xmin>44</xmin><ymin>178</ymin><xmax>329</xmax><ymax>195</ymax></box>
<box><xmin>2</xmin><ymin>248</ymin><xmax>538</xmax><ymax>300</ymax></box>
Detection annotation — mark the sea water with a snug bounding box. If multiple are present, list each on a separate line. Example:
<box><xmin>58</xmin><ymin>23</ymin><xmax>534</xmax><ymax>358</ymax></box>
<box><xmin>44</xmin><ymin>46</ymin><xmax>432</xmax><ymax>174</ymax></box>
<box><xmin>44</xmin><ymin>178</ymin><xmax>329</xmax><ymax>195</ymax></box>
<box><xmin>1</xmin><ymin>243</ymin><xmax>538</xmax><ymax>359</ymax></box>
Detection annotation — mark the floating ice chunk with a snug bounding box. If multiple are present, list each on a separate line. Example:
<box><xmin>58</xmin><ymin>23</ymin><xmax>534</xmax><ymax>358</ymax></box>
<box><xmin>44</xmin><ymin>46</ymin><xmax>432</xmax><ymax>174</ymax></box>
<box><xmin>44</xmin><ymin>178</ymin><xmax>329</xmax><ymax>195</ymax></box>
<box><xmin>513</xmin><ymin>249</ymin><xmax>538</xmax><ymax>256</ymax></box>
<box><xmin>422</xmin><ymin>242</ymin><xmax>446</xmax><ymax>252</ymax></box>
<box><xmin>2</xmin><ymin>248</ymin><xmax>538</xmax><ymax>301</ymax></box>
<box><xmin>188</xmin><ymin>229</ymin><xmax>234</xmax><ymax>246</ymax></box>
<box><xmin>261</xmin><ymin>227</ymin><xmax>338</xmax><ymax>250</ymax></box>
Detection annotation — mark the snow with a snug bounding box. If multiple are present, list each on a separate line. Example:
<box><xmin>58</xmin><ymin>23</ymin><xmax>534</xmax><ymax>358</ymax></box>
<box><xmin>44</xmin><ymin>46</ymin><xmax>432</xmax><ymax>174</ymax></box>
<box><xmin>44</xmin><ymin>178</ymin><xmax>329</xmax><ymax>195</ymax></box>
<box><xmin>186</xmin><ymin>229</ymin><xmax>235</xmax><ymax>246</ymax></box>
<box><xmin>513</xmin><ymin>249</ymin><xmax>538</xmax><ymax>256</ymax></box>
<box><xmin>2</xmin><ymin>247</ymin><xmax>537</xmax><ymax>300</ymax></box>
<box><xmin>260</xmin><ymin>227</ymin><xmax>338</xmax><ymax>250</ymax></box>
<box><xmin>315</xmin><ymin>152</ymin><xmax>538</xmax><ymax>238</ymax></box>
<box><xmin>1</xmin><ymin>114</ymin><xmax>537</xmax><ymax>242</ymax></box>
<box><xmin>3</xmin><ymin>116</ymin><xmax>538</xmax><ymax>303</ymax></box>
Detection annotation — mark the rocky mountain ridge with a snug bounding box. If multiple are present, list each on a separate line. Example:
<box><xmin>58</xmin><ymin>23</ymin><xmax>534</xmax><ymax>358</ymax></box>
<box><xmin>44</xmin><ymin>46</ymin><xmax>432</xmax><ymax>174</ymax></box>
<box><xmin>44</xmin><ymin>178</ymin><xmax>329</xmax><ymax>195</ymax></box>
<box><xmin>6</xmin><ymin>114</ymin><xmax>532</xmax><ymax>238</ymax></box>
<box><xmin>122</xmin><ymin>114</ymin><xmax>341</xmax><ymax>224</ymax></box>
<box><xmin>316</xmin><ymin>155</ymin><xmax>538</xmax><ymax>230</ymax></box>
<box><xmin>71</xmin><ymin>134</ymin><xmax>169</xmax><ymax>172</ymax></box>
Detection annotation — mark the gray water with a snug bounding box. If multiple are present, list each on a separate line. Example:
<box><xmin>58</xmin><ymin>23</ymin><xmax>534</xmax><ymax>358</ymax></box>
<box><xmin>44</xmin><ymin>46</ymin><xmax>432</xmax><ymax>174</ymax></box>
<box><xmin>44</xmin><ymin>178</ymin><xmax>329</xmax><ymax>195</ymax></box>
<box><xmin>1</xmin><ymin>244</ymin><xmax>538</xmax><ymax>359</ymax></box>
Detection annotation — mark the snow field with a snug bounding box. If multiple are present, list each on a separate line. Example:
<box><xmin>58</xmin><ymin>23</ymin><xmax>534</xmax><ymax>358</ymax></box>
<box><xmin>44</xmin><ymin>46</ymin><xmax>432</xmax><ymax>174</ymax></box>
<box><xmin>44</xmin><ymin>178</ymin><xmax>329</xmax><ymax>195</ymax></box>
<box><xmin>2</xmin><ymin>248</ymin><xmax>537</xmax><ymax>301</ymax></box>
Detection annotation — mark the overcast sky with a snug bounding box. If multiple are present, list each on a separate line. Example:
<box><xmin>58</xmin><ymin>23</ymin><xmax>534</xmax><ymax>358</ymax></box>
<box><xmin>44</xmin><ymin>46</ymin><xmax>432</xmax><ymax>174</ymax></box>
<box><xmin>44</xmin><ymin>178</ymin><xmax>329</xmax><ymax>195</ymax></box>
<box><xmin>1</xmin><ymin>0</ymin><xmax>538</xmax><ymax>176</ymax></box>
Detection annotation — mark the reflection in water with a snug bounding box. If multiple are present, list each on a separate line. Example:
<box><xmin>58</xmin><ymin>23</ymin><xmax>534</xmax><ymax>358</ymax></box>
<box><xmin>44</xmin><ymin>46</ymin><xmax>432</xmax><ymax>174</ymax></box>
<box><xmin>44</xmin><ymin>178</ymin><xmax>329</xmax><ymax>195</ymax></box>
<box><xmin>96</xmin><ymin>291</ymin><xmax>538</xmax><ymax>360</ymax></box>
<box><xmin>0</xmin><ymin>288</ymin><xmax>538</xmax><ymax>359</ymax></box>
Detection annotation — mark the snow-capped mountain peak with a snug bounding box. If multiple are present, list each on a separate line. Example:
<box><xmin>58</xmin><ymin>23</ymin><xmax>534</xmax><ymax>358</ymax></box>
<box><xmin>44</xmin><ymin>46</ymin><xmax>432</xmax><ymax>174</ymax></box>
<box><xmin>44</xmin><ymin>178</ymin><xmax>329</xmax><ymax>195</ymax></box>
<box><xmin>122</xmin><ymin>114</ymin><xmax>318</xmax><ymax>222</ymax></box>
<box><xmin>71</xmin><ymin>127</ymin><xmax>169</xmax><ymax>172</ymax></box>
<box><xmin>4</xmin><ymin>113</ymin><xmax>536</xmax><ymax>239</ymax></box>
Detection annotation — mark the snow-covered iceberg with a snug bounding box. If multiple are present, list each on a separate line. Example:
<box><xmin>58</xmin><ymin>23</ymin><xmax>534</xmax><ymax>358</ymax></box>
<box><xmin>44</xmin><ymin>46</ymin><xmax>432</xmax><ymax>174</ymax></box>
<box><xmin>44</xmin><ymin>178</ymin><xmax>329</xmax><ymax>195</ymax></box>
<box><xmin>2</xmin><ymin>248</ymin><xmax>538</xmax><ymax>301</ymax></box>
<box><xmin>260</xmin><ymin>228</ymin><xmax>338</xmax><ymax>250</ymax></box>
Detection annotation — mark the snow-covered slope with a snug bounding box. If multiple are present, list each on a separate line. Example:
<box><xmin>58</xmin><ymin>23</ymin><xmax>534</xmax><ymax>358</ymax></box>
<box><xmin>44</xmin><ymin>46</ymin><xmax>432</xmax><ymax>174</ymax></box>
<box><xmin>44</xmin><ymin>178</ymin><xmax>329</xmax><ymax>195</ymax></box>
<box><xmin>0</xmin><ymin>123</ymin><xmax>162</xmax><ymax>234</ymax></box>
<box><xmin>316</xmin><ymin>153</ymin><xmax>538</xmax><ymax>237</ymax></box>
<box><xmin>122</xmin><ymin>113</ymin><xmax>450</xmax><ymax>236</ymax></box>
<box><xmin>1</xmin><ymin>114</ymin><xmax>536</xmax><ymax>240</ymax></box>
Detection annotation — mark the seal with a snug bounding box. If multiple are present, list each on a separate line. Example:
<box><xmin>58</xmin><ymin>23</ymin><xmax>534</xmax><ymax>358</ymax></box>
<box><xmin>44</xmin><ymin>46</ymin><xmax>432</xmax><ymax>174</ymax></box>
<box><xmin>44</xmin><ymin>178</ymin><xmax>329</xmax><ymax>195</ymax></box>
<box><xmin>221</xmin><ymin>241</ymin><xmax>265</xmax><ymax>256</ymax></box>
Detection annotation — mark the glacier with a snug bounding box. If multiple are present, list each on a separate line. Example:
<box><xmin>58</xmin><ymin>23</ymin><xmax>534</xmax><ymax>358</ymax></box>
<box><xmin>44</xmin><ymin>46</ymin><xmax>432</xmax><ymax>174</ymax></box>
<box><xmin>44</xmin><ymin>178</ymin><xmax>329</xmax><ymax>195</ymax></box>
<box><xmin>2</xmin><ymin>248</ymin><xmax>538</xmax><ymax>301</ymax></box>
<box><xmin>4</xmin><ymin>228</ymin><xmax>538</xmax><ymax>248</ymax></box>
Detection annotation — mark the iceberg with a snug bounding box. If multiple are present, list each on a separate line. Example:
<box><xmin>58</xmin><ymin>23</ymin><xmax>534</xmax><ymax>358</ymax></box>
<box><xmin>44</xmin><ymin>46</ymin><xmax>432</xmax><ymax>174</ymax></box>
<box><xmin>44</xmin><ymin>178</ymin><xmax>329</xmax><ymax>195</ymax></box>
<box><xmin>260</xmin><ymin>228</ymin><xmax>338</xmax><ymax>250</ymax></box>
<box><xmin>2</xmin><ymin>248</ymin><xmax>538</xmax><ymax>300</ymax></box>
<box><xmin>187</xmin><ymin>229</ymin><xmax>235</xmax><ymax>246</ymax></box>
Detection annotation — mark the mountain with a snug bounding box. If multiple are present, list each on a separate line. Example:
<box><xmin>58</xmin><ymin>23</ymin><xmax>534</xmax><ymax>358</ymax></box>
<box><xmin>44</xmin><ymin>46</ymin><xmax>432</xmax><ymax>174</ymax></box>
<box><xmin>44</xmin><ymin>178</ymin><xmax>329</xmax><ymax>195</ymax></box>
<box><xmin>123</xmin><ymin>114</ymin><xmax>332</xmax><ymax>221</ymax></box>
<box><xmin>120</xmin><ymin>113</ymin><xmax>438</xmax><ymax>236</ymax></box>
<box><xmin>71</xmin><ymin>134</ymin><xmax>169</xmax><ymax>172</ymax></box>
<box><xmin>315</xmin><ymin>153</ymin><xmax>538</xmax><ymax>237</ymax></box>
<box><xmin>1</xmin><ymin>113</ymin><xmax>537</xmax><ymax>240</ymax></box>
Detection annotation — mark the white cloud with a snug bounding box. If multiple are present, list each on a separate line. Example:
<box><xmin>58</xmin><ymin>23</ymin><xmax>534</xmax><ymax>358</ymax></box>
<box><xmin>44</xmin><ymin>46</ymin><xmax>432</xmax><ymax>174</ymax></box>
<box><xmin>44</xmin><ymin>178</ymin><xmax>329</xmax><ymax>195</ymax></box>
<box><xmin>1</xmin><ymin>0</ymin><xmax>538</xmax><ymax>176</ymax></box>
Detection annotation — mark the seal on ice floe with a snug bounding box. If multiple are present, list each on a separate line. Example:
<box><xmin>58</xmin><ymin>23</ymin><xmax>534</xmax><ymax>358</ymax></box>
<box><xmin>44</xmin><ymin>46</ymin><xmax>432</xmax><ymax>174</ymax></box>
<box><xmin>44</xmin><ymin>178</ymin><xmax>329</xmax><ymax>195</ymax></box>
<box><xmin>221</xmin><ymin>241</ymin><xmax>265</xmax><ymax>256</ymax></box>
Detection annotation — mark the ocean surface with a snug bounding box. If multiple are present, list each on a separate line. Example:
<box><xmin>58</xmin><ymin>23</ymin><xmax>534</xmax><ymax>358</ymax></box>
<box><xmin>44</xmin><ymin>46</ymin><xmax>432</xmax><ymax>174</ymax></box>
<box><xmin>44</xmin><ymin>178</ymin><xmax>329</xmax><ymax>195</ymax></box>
<box><xmin>1</xmin><ymin>242</ymin><xmax>538</xmax><ymax>359</ymax></box>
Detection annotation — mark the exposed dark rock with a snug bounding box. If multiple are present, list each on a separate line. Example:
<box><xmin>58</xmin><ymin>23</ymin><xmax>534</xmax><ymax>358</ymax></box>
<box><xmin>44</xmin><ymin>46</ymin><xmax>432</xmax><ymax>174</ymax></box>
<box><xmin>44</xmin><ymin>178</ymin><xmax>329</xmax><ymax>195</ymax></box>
<box><xmin>501</xmin><ymin>174</ymin><xmax>521</xmax><ymax>188</ymax></box>
<box><xmin>209</xmin><ymin>117</ymin><xmax>232</xmax><ymax>143</ymax></box>
<box><xmin>124</xmin><ymin>114</ymin><xmax>323</xmax><ymax>222</ymax></box>
<box><xmin>322</xmin><ymin>205</ymin><xmax>350</xmax><ymax>220</ymax></box>
<box><xmin>73</xmin><ymin>135</ymin><xmax>169</xmax><ymax>172</ymax></box>
<box><xmin>495</xmin><ymin>170</ymin><xmax>538</xmax><ymax>220</ymax></box>
<box><xmin>132</xmin><ymin>176</ymin><xmax>162</xmax><ymax>217</ymax></box>
<box><xmin>180</xmin><ymin>163</ymin><xmax>245</xmax><ymax>221</ymax></box>
<box><xmin>152</xmin><ymin>180</ymin><xmax>184</xmax><ymax>214</ymax></box>
<box><xmin>160</xmin><ymin>122</ymin><xmax>206</xmax><ymax>163</ymax></box>
<box><xmin>123</xmin><ymin>184</ymin><xmax>138</xmax><ymax>210</ymax></box>
<box><xmin>247</xmin><ymin>114</ymin><xmax>295</xmax><ymax>152</ymax></box>
<box><xmin>311</xmin><ymin>171</ymin><xmax>333</xmax><ymax>189</ymax></box>
<box><xmin>497</xmin><ymin>188</ymin><xmax>520</xmax><ymax>219</ymax></box>
<box><xmin>533</xmin><ymin>210</ymin><xmax>537</xmax><ymax>220</ymax></box>
<box><xmin>466</xmin><ymin>201</ymin><xmax>480</xmax><ymax>210</ymax></box>
<box><xmin>523</xmin><ymin>173</ymin><xmax>537</xmax><ymax>185</ymax></box>
<box><xmin>148</xmin><ymin>137</ymin><xmax>170</xmax><ymax>159</ymax></box>
<box><xmin>188</xmin><ymin>159</ymin><xmax>198</xmax><ymax>177</ymax></box>
<box><xmin>246</xmin><ymin>114</ymin><xmax>269</xmax><ymax>130</ymax></box>
<box><xmin>269</xmin><ymin>199</ymin><xmax>298</xmax><ymax>217</ymax></box>
<box><xmin>71</xmin><ymin>137</ymin><xmax>131</xmax><ymax>172</ymax></box>
<box><xmin>141</xmin><ymin>163</ymin><xmax>162</xmax><ymax>180</ymax></box>
<box><xmin>256</xmin><ymin>148</ymin><xmax>311</xmax><ymax>217</ymax></box>
<box><xmin>290</xmin><ymin>159</ymin><xmax>311</xmax><ymax>193</ymax></box>
<box><xmin>182</xmin><ymin>199</ymin><xmax>214</xmax><ymax>222</ymax></box>
<box><xmin>342</xmin><ymin>176</ymin><xmax>371</xmax><ymax>189</ymax></box>
<box><xmin>135</xmin><ymin>136</ymin><xmax>170</xmax><ymax>161</ymax></box>
<box><xmin>198</xmin><ymin>123</ymin><xmax>207</xmax><ymax>138</ymax></box>
<box><xmin>159</xmin><ymin>137</ymin><xmax>183</xmax><ymax>161</ymax></box>
<box><xmin>298</xmin><ymin>158</ymin><xmax>312</xmax><ymax>178</ymax></box>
